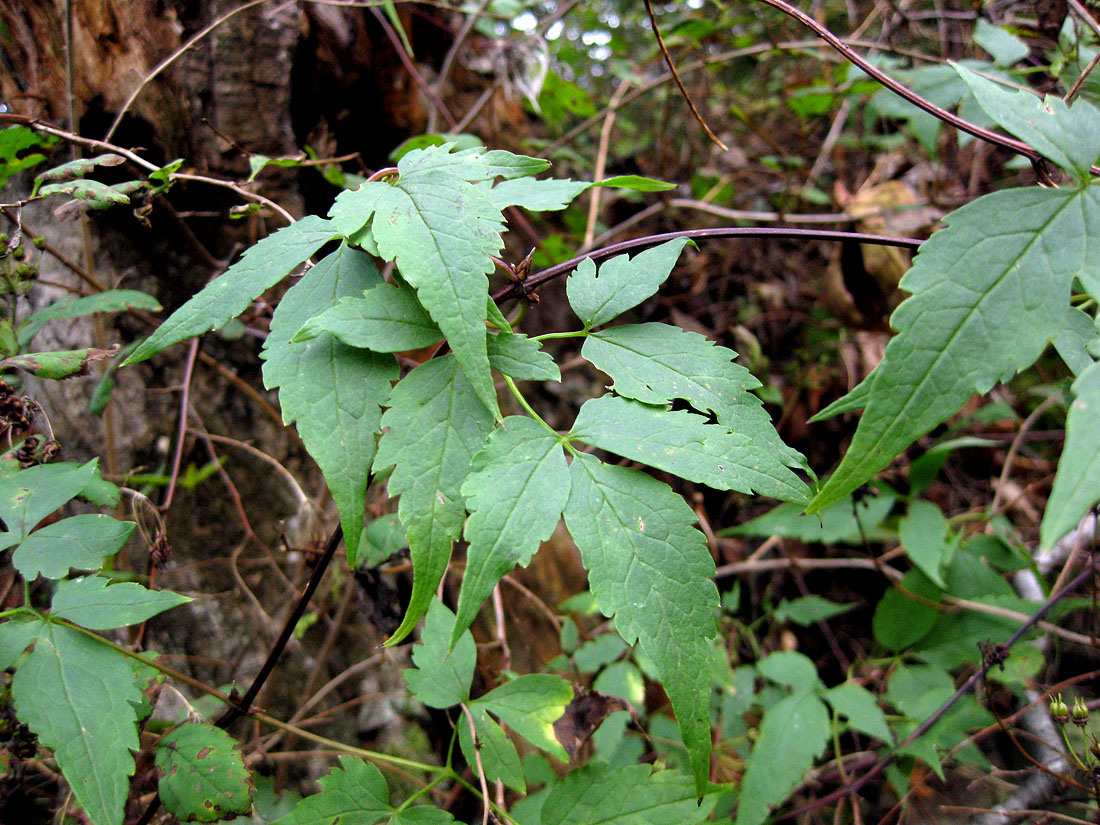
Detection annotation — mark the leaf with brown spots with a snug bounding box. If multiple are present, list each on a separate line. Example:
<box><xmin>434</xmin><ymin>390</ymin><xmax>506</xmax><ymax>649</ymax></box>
<box><xmin>155</xmin><ymin>722</ymin><xmax>253</xmax><ymax>822</ymax></box>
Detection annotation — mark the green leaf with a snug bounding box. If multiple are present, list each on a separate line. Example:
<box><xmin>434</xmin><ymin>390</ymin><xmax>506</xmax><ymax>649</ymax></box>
<box><xmin>389</xmin><ymin>807</ymin><xmax>454</xmax><ymax>825</ymax></box>
<box><xmin>873</xmin><ymin>570</ymin><xmax>942</xmax><ymax>651</ymax></box>
<box><xmin>823</xmin><ymin>682</ymin><xmax>892</xmax><ymax>743</ymax></box>
<box><xmin>1054</xmin><ymin>306</ymin><xmax>1098</xmax><ymax>376</ymax></box>
<box><xmin>488</xmin><ymin>174</ymin><xmax>675</xmax><ymax>212</ymax></box>
<box><xmin>487</xmin><ymin>332</ymin><xmax>560</xmax><ymax>381</ymax></box>
<box><xmin>18</xmin><ymin>290</ymin><xmax>161</xmax><ymax>348</ymax></box>
<box><xmin>757</xmin><ymin>651</ymin><xmax>823</xmax><ymax>694</ymax></box>
<box><xmin>270</xmin><ymin>756</ymin><xmax>390</xmax><ymax>825</ymax></box>
<box><xmin>13</xmin><ymin>622</ymin><xmax>142</xmax><ymax>825</ymax></box>
<box><xmin>35</xmin><ymin>153</ymin><xmax>126</xmax><ymax>183</ymax></box>
<box><xmin>261</xmin><ymin>245</ymin><xmax>398</xmax><ymax>567</ymax></box>
<box><xmin>156</xmin><ymin>722</ymin><xmax>253</xmax><ymax>822</ymax></box>
<box><xmin>458</xmin><ymin>705</ymin><xmax>526</xmax><ymax>792</ymax></box>
<box><xmin>596</xmin><ymin>174</ymin><xmax>677</xmax><ymax>192</ymax></box>
<box><xmin>1042</xmin><ymin>360</ymin><xmax>1100</xmax><ymax>547</ymax></box>
<box><xmin>572</xmin><ymin>395</ymin><xmax>810</xmax><ymax>503</ymax></box>
<box><xmin>808</xmin><ymin>184</ymin><xmax>1100</xmax><ymax>512</ymax></box>
<box><xmin>540</xmin><ymin>763</ymin><xmax>719</xmax><ymax>825</ymax></box>
<box><xmin>374</xmin><ymin>356</ymin><xmax>494</xmax><ymax>644</ymax></box>
<box><xmin>0</xmin><ymin>459</ymin><xmax>97</xmax><ymax>540</ymax></box>
<box><xmin>0</xmin><ymin>616</ymin><xmax>41</xmax><ymax>669</ymax></box>
<box><xmin>582</xmin><ymin>322</ymin><xmax>806</xmax><ymax>468</ymax></box>
<box><xmin>394</xmin><ymin>144</ymin><xmax>548</xmax><ymax>182</ymax></box>
<box><xmin>973</xmin><ymin>19</ymin><xmax>1029</xmax><ymax>66</ymax></box>
<box><xmin>1</xmin><ymin>346</ymin><xmax>119</xmax><ymax>379</ymax></box>
<box><xmin>957</xmin><ymin>64</ymin><xmax>1100</xmax><ymax>178</ymax></box>
<box><xmin>330</xmin><ymin>146</ymin><xmax>519</xmax><ymax>417</ymax></box>
<box><xmin>489</xmin><ymin>178</ymin><xmax>591</xmax><ymax>211</ymax></box>
<box><xmin>734</xmin><ymin>692</ymin><xmax>830</xmax><ymax>825</ymax></box>
<box><xmin>453</xmin><ymin>417</ymin><xmax>570</xmax><ymax>644</ymax></box>
<box><xmin>126</xmin><ymin>215</ymin><xmax>337</xmax><ymax>365</ymax></box>
<box><xmin>567</xmin><ymin>239</ymin><xmax>690</xmax><ymax>329</ymax></box>
<box><xmin>359</xmin><ymin>513</ymin><xmax>407</xmax><ymax>568</ymax></box>
<box><xmin>13</xmin><ymin>514</ymin><xmax>134</xmax><ymax>579</ymax></box>
<box><xmin>473</xmin><ymin>674</ymin><xmax>572</xmax><ymax>761</ymax></box>
<box><xmin>292</xmin><ymin>282</ymin><xmax>442</xmax><ymax>351</ymax></box>
<box><xmin>772</xmin><ymin>595</ymin><xmax>855</xmax><ymax>626</ymax></box>
<box><xmin>563</xmin><ymin>453</ymin><xmax>718</xmax><ymax>793</ymax></box>
<box><xmin>51</xmin><ymin>575</ymin><xmax>190</xmax><ymax>629</ymax></box>
<box><xmin>900</xmin><ymin>500</ymin><xmax>951</xmax><ymax>587</ymax></box>
<box><xmin>582</xmin><ymin>322</ymin><xmax>751</xmax><ymax>415</ymax></box>
<box><xmin>810</xmin><ymin>372</ymin><xmax>874</xmax><ymax>421</ymax></box>
<box><xmin>403</xmin><ymin>599</ymin><xmax>475</xmax><ymax>708</ymax></box>
<box><xmin>39</xmin><ymin>178</ymin><xmax>131</xmax><ymax>207</ymax></box>
<box><xmin>727</xmin><ymin>490</ymin><xmax>895</xmax><ymax>542</ymax></box>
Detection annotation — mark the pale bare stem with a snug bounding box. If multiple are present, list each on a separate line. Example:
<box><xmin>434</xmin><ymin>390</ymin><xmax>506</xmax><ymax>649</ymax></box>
<box><xmin>453</xmin><ymin>83</ymin><xmax>500</xmax><ymax>134</ymax></box>
<box><xmin>583</xmin><ymin>79</ymin><xmax>630</xmax><ymax>249</ymax></box>
<box><xmin>430</xmin><ymin>0</ymin><xmax>494</xmax><ymax>133</ymax></box>
<box><xmin>461</xmin><ymin>703</ymin><xmax>493</xmax><ymax>825</ymax></box>
<box><xmin>990</xmin><ymin>394</ymin><xmax>1059</xmax><ymax>514</ymax></box>
<box><xmin>492</xmin><ymin>582</ymin><xmax>512</xmax><ymax>670</ymax></box>
<box><xmin>198</xmin><ymin>432</ymin><xmax>312</xmax><ymax>517</ymax></box>
<box><xmin>161</xmin><ymin>337</ymin><xmax>200</xmax><ymax>514</ymax></box>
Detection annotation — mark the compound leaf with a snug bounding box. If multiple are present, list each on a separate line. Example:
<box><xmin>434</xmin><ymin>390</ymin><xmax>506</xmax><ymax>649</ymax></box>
<box><xmin>734</xmin><ymin>692</ymin><xmax>830</xmax><ymax>825</ymax></box>
<box><xmin>563</xmin><ymin>453</ymin><xmax>718</xmax><ymax>793</ymax></box>
<box><xmin>472</xmin><ymin>674</ymin><xmax>572</xmax><ymax>761</ymax></box>
<box><xmin>13</xmin><ymin>622</ymin><xmax>142</xmax><ymax>825</ymax></box>
<box><xmin>809</xmin><ymin>184</ymin><xmax>1100</xmax><ymax>512</ymax></box>
<box><xmin>374</xmin><ymin>356</ymin><xmax>494</xmax><ymax>644</ymax></box>
<box><xmin>567</xmin><ymin>240</ymin><xmax>690</xmax><ymax>329</ymax></box>
<box><xmin>292</xmin><ymin>282</ymin><xmax>441</xmax><ymax>351</ymax></box>
<box><xmin>572</xmin><ymin>395</ymin><xmax>809</xmax><ymax>503</ymax></box>
<box><xmin>487</xmin><ymin>332</ymin><xmax>560</xmax><ymax>381</ymax></box>
<box><xmin>13</xmin><ymin>514</ymin><xmax>134</xmax><ymax>579</ymax></box>
<box><xmin>453</xmin><ymin>417</ymin><xmax>570</xmax><ymax>645</ymax></box>
<box><xmin>541</xmin><ymin>763</ymin><xmax>718</xmax><ymax>825</ymax></box>
<box><xmin>51</xmin><ymin>575</ymin><xmax>190</xmax><ymax>630</ymax></box>
<box><xmin>330</xmin><ymin>145</ymin><xmax>508</xmax><ymax>417</ymax></box>
<box><xmin>270</xmin><ymin>756</ymin><xmax>390</xmax><ymax>825</ymax></box>
<box><xmin>403</xmin><ymin>599</ymin><xmax>476</xmax><ymax>709</ymax></box>
<box><xmin>156</xmin><ymin>722</ymin><xmax>252</xmax><ymax>822</ymax></box>
<box><xmin>126</xmin><ymin>215</ymin><xmax>337</xmax><ymax>365</ymax></box>
<box><xmin>1042</xmin><ymin>360</ymin><xmax>1100</xmax><ymax>547</ymax></box>
<box><xmin>262</xmin><ymin>245</ymin><xmax>398</xmax><ymax>567</ymax></box>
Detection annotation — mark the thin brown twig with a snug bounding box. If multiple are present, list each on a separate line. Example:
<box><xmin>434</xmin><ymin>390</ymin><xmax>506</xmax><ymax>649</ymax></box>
<box><xmin>642</xmin><ymin>0</ymin><xmax>728</xmax><ymax>151</ymax></box>
<box><xmin>104</xmin><ymin>0</ymin><xmax>271</xmax><ymax>142</ymax></box>
<box><xmin>461</xmin><ymin>704</ymin><xmax>492</xmax><ymax>825</ymax></box>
